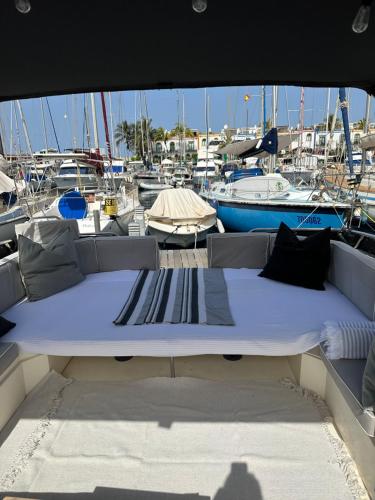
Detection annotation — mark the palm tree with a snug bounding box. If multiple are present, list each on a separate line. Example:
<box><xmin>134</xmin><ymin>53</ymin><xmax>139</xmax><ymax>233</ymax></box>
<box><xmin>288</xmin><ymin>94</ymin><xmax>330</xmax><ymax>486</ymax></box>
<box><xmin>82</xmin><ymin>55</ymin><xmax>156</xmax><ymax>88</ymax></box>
<box><xmin>153</xmin><ymin>127</ymin><xmax>169</xmax><ymax>152</ymax></box>
<box><xmin>169</xmin><ymin>124</ymin><xmax>194</xmax><ymax>138</ymax></box>
<box><xmin>115</xmin><ymin>119</ymin><xmax>156</xmax><ymax>158</ymax></box>
<box><xmin>355</xmin><ymin>118</ymin><xmax>367</xmax><ymax>130</ymax></box>
<box><xmin>114</xmin><ymin>120</ymin><xmax>135</xmax><ymax>153</ymax></box>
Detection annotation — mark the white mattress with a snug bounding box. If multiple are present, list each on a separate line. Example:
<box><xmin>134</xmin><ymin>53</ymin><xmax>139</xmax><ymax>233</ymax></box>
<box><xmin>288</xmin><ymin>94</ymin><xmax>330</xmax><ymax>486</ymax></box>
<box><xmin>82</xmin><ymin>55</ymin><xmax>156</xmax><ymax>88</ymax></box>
<box><xmin>1</xmin><ymin>269</ymin><xmax>368</xmax><ymax>357</ymax></box>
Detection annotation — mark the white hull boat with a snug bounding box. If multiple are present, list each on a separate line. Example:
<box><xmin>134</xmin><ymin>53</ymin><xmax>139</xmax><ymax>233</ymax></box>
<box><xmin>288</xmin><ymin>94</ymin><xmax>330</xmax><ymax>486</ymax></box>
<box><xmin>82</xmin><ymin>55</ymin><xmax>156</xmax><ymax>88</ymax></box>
<box><xmin>33</xmin><ymin>187</ymin><xmax>139</xmax><ymax>235</ymax></box>
<box><xmin>139</xmin><ymin>181</ymin><xmax>173</xmax><ymax>191</ymax></box>
<box><xmin>0</xmin><ymin>170</ymin><xmax>28</xmax><ymax>243</ymax></box>
<box><xmin>53</xmin><ymin>160</ymin><xmax>102</xmax><ymax>192</ymax></box>
<box><xmin>145</xmin><ymin>188</ymin><xmax>217</xmax><ymax>247</ymax></box>
<box><xmin>0</xmin><ymin>205</ymin><xmax>28</xmax><ymax>243</ymax></box>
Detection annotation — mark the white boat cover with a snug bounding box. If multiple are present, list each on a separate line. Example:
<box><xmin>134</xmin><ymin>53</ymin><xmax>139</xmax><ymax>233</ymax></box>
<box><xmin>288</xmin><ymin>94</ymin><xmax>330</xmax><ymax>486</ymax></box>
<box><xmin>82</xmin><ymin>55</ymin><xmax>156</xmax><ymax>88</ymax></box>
<box><xmin>360</xmin><ymin>133</ymin><xmax>375</xmax><ymax>150</ymax></box>
<box><xmin>146</xmin><ymin>188</ymin><xmax>216</xmax><ymax>222</ymax></box>
<box><xmin>0</xmin><ymin>155</ymin><xmax>10</xmax><ymax>174</ymax></box>
<box><xmin>1</xmin><ymin>269</ymin><xmax>368</xmax><ymax>357</ymax></box>
<box><xmin>0</xmin><ymin>170</ymin><xmax>15</xmax><ymax>193</ymax></box>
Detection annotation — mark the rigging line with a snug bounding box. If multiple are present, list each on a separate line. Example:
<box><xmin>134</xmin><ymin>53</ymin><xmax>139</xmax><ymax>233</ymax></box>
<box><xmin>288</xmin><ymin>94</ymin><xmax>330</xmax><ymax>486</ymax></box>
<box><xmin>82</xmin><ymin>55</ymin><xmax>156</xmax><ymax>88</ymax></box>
<box><xmin>45</xmin><ymin>98</ymin><xmax>61</xmax><ymax>152</ymax></box>
<box><xmin>361</xmin><ymin>207</ymin><xmax>375</xmax><ymax>224</ymax></box>
<box><xmin>13</xmin><ymin>99</ymin><xmax>21</xmax><ymax>157</ymax></box>
<box><xmin>284</xmin><ymin>86</ymin><xmax>291</xmax><ymax>135</ymax></box>
<box><xmin>82</xmin><ymin>94</ymin><xmax>86</xmax><ymax>150</ymax></box>
<box><xmin>295</xmin><ymin>204</ymin><xmax>320</xmax><ymax>229</ymax></box>
<box><xmin>9</xmin><ymin>101</ymin><xmax>13</xmax><ymax>159</ymax></box>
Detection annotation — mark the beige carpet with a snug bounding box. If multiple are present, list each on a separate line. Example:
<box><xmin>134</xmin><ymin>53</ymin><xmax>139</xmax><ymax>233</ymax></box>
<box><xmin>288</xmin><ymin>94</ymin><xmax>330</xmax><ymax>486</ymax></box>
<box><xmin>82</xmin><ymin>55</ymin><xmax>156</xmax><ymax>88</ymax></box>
<box><xmin>0</xmin><ymin>373</ymin><xmax>368</xmax><ymax>500</ymax></box>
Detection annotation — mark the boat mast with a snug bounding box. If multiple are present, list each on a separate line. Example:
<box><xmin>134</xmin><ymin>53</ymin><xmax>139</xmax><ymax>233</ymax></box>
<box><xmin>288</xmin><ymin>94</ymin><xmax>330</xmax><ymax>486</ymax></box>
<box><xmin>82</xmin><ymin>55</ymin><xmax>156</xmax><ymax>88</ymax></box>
<box><xmin>205</xmin><ymin>88</ymin><xmax>209</xmax><ymax>167</ymax></box>
<box><xmin>100</xmin><ymin>92</ymin><xmax>113</xmax><ymax>161</ymax></box>
<box><xmin>298</xmin><ymin>87</ymin><xmax>304</xmax><ymax>166</ymax></box>
<box><xmin>339</xmin><ymin>87</ymin><xmax>354</xmax><ymax>176</ymax></box>
<box><xmin>40</xmin><ymin>98</ymin><xmax>48</xmax><ymax>152</ymax></box>
<box><xmin>45</xmin><ymin>98</ymin><xmax>61</xmax><ymax>152</ymax></box>
<box><xmin>324</xmin><ymin>88</ymin><xmax>331</xmax><ymax>168</ymax></box>
<box><xmin>139</xmin><ymin>92</ymin><xmax>145</xmax><ymax>161</ymax></box>
<box><xmin>134</xmin><ymin>92</ymin><xmax>137</xmax><ymax>160</ymax></box>
<box><xmin>143</xmin><ymin>91</ymin><xmax>152</xmax><ymax>164</ymax></box>
<box><xmin>361</xmin><ymin>93</ymin><xmax>371</xmax><ymax>174</ymax></box>
<box><xmin>270</xmin><ymin>85</ymin><xmax>277</xmax><ymax>173</ymax></box>
<box><xmin>0</xmin><ymin>122</ymin><xmax>4</xmax><ymax>157</ymax></box>
<box><xmin>9</xmin><ymin>101</ymin><xmax>13</xmax><ymax>159</ymax></box>
<box><xmin>261</xmin><ymin>85</ymin><xmax>267</xmax><ymax>136</ymax></box>
<box><xmin>182</xmin><ymin>92</ymin><xmax>186</xmax><ymax>163</ymax></box>
<box><xmin>16</xmin><ymin>99</ymin><xmax>38</xmax><ymax>195</ymax></box>
<box><xmin>90</xmin><ymin>93</ymin><xmax>100</xmax><ymax>154</ymax></box>
<box><xmin>100</xmin><ymin>91</ymin><xmax>116</xmax><ymax>192</ymax></box>
<box><xmin>108</xmin><ymin>92</ymin><xmax>116</xmax><ymax>158</ymax></box>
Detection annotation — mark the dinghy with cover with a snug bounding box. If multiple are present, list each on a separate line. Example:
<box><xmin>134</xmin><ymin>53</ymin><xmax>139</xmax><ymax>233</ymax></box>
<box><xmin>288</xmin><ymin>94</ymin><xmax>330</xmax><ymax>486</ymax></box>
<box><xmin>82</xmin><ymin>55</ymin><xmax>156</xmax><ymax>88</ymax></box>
<box><xmin>146</xmin><ymin>188</ymin><xmax>217</xmax><ymax>247</ymax></box>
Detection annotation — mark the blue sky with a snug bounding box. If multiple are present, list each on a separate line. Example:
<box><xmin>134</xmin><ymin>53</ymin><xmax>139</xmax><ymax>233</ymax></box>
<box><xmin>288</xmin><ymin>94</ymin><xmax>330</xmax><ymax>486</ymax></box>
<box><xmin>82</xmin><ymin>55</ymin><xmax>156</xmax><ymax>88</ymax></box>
<box><xmin>0</xmin><ymin>86</ymin><xmax>373</xmax><ymax>155</ymax></box>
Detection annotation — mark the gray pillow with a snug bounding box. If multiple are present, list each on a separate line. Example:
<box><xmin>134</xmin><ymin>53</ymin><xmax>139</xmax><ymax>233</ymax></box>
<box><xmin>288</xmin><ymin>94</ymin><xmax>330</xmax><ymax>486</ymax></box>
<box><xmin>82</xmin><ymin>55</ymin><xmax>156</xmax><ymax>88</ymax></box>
<box><xmin>363</xmin><ymin>338</ymin><xmax>375</xmax><ymax>410</ymax></box>
<box><xmin>18</xmin><ymin>228</ymin><xmax>85</xmax><ymax>301</ymax></box>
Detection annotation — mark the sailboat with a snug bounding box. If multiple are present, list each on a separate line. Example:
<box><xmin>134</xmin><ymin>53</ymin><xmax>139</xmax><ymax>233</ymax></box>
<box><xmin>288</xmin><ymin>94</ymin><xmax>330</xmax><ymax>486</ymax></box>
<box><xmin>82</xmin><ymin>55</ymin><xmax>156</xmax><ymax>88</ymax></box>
<box><xmin>0</xmin><ymin>170</ymin><xmax>28</xmax><ymax>243</ymax></box>
<box><xmin>200</xmin><ymin>88</ymin><xmax>352</xmax><ymax>232</ymax></box>
<box><xmin>35</xmin><ymin>185</ymin><xmax>138</xmax><ymax>235</ymax></box>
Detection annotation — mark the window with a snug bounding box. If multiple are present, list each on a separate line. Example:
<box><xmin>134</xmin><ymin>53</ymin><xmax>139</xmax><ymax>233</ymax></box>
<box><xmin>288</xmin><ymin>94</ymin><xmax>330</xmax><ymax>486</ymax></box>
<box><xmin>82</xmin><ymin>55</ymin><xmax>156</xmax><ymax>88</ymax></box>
<box><xmin>318</xmin><ymin>135</ymin><xmax>326</xmax><ymax>147</ymax></box>
<box><xmin>155</xmin><ymin>142</ymin><xmax>162</xmax><ymax>153</ymax></box>
<box><xmin>170</xmin><ymin>142</ymin><xmax>175</xmax><ymax>152</ymax></box>
<box><xmin>306</xmin><ymin>133</ymin><xmax>312</xmax><ymax>143</ymax></box>
<box><xmin>202</xmin><ymin>138</ymin><xmax>206</xmax><ymax>147</ymax></box>
<box><xmin>187</xmin><ymin>141</ymin><xmax>194</xmax><ymax>151</ymax></box>
<box><xmin>354</xmin><ymin>133</ymin><xmax>361</xmax><ymax>145</ymax></box>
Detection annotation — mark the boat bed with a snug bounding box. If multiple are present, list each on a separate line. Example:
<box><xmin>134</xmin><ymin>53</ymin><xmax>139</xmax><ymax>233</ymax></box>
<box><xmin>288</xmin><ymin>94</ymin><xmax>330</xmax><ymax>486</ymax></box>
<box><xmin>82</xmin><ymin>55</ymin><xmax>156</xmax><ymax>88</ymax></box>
<box><xmin>1</xmin><ymin>269</ymin><xmax>368</xmax><ymax>357</ymax></box>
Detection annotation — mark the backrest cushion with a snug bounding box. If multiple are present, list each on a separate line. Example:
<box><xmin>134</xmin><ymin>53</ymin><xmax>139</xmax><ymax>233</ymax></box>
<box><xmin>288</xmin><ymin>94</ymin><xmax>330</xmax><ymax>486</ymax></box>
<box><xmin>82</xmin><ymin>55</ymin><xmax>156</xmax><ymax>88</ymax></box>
<box><xmin>18</xmin><ymin>228</ymin><xmax>85</xmax><ymax>301</ymax></box>
<box><xmin>95</xmin><ymin>236</ymin><xmax>159</xmax><ymax>271</ymax></box>
<box><xmin>15</xmin><ymin>219</ymin><xmax>80</xmax><ymax>244</ymax></box>
<box><xmin>75</xmin><ymin>238</ymin><xmax>99</xmax><ymax>274</ymax></box>
<box><xmin>328</xmin><ymin>241</ymin><xmax>375</xmax><ymax>320</ymax></box>
<box><xmin>207</xmin><ymin>233</ymin><xmax>270</xmax><ymax>269</ymax></box>
<box><xmin>0</xmin><ymin>256</ymin><xmax>26</xmax><ymax>313</ymax></box>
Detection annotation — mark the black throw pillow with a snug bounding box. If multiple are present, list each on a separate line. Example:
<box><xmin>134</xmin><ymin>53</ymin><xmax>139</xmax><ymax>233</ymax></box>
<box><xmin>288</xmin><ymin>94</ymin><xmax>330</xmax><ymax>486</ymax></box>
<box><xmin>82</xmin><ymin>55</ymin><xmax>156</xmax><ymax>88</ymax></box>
<box><xmin>259</xmin><ymin>222</ymin><xmax>331</xmax><ymax>290</ymax></box>
<box><xmin>0</xmin><ymin>316</ymin><xmax>16</xmax><ymax>337</ymax></box>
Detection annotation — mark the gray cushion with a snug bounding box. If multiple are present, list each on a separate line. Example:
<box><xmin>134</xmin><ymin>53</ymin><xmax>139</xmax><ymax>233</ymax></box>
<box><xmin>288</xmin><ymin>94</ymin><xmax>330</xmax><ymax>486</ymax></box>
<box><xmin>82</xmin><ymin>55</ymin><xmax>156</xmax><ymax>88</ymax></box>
<box><xmin>0</xmin><ymin>256</ymin><xmax>26</xmax><ymax>313</ymax></box>
<box><xmin>18</xmin><ymin>228</ymin><xmax>85</xmax><ymax>301</ymax></box>
<box><xmin>95</xmin><ymin>236</ymin><xmax>159</xmax><ymax>271</ymax></box>
<box><xmin>328</xmin><ymin>241</ymin><xmax>375</xmax><ymax>320</ymax></box>
<box><xmin>0</xmin><ymin>342</ymin><xmax>18</xmax><ymax>376</ymax></box>
<box><xmin>75</xmin><ymin>238</ymin><xmax>99</xmax><ymax>274</ymax></box>
<box><xmin>363</xmin><ymin>338</ymin><xmax>375</xmax><ymax>410</ymax></box>
<box><xmin>207</xmin><ymin>233</ymin><xmax>270</xmax><ymax>269</ymax></box>
<box><xmin>320</xmin><ymin>345</ymin><xmax>375</xmax><ymax>436</ymax></box>
<box><xmin>16</xmin><ymin>219</ymin><xmax>80</xmax><ymax>244</ymax></box>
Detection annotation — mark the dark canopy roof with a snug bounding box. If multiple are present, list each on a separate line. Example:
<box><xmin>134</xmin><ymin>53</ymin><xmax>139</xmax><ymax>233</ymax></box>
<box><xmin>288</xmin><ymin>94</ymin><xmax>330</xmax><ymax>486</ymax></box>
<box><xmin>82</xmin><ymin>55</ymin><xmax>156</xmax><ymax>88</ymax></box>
<box><xmin>216</xmin><ymin>134</ymin><xmax>298</xmax><ymax>158</ymax></box>
<box><xmin>1</xmin><ymin>0</ymin><xmax>374</xmax><ymax>101</ymax></box>
<box><xmin>216</xmin><ymin>140</ymin><xmax>260</xmax><ymax>157</ymax></box>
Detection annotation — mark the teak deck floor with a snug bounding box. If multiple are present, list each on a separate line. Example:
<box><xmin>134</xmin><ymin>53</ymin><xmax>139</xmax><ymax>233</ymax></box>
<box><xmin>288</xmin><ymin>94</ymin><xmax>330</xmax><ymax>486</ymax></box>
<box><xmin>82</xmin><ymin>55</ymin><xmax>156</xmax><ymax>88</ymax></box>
<box><xmin>159</xmin><ymin>248</ymin><xmax>208</xmax><ymax>269</ymax></box>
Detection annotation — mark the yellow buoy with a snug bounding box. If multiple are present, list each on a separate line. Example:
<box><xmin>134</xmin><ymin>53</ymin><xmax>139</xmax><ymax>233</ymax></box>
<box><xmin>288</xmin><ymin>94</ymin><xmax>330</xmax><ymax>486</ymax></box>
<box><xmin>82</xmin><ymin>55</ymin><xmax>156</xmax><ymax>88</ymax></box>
<box><xmin>103</xmin><ymin>196</ymin><xmax>118</xmax><ymax>216</ymax></box>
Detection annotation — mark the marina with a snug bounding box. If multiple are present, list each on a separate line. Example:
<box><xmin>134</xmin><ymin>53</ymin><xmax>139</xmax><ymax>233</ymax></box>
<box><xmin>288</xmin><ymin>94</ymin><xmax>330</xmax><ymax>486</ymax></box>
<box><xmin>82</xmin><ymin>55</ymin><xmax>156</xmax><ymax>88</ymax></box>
<box><xmin>0</xmin><ymin>1</ymin><xmax>375</xmax><ymax>499</ymax></box>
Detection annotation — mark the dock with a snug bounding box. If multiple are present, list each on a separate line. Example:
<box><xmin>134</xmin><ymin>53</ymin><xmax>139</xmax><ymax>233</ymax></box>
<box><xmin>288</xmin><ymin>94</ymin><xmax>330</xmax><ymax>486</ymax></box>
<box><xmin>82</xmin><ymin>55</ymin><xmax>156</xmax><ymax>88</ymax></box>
<box><xmin>159</xmin><ymin>248</ymin><xmax>208</xmax><ymax>268</ymax></box>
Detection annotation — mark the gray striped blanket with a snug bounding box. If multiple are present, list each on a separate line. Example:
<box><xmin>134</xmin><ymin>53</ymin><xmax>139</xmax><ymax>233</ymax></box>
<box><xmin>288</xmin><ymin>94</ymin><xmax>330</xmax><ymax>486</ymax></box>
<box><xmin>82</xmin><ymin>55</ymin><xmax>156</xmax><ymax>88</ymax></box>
<box><xmin>114</xmin><ymin>268</ymin><xmax>234</xmax><ymax>326</ymax></box>
<box><xmin>322</xmin><ymin>320</ymin><xmax>375</xmax><ymax>359</ymax></box>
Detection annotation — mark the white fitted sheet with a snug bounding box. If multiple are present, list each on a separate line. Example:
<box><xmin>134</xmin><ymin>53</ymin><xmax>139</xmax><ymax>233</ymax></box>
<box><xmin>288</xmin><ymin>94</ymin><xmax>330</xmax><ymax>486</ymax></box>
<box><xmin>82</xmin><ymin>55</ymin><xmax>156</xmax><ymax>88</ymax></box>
<box><xmin>1</xmin><ymin>269</ymin><xmax>368</xmax><ymax>357</ymax></box>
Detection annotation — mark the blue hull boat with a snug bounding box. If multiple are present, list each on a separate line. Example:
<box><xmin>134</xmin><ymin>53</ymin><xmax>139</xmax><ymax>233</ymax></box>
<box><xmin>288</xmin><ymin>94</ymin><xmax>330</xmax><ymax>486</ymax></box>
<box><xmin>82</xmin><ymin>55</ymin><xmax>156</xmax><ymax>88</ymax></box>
<box><xmin>201</xmin><ymin>174</ymin><xmax>350</xmax><ymax>232</ymax></box>
<box><xmin>209</xmin><ymin>198</ymin><xmax>347</xmax><ymax>231</ymax></box>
